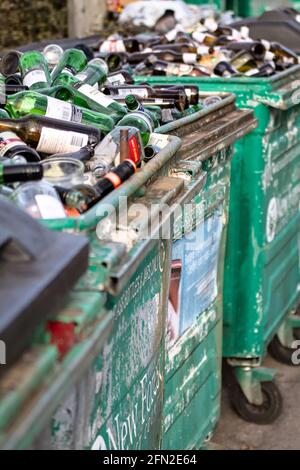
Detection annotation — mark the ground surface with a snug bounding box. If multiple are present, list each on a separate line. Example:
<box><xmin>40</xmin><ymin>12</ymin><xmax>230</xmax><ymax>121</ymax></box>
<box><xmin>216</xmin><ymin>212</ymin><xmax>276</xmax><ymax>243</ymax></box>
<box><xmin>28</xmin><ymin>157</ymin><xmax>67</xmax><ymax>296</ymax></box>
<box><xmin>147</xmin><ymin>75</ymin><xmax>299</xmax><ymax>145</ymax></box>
<box><xmin>214</xmin><ymin>355</ymin><xmax>300</xmax><ymax>450</ymax></box>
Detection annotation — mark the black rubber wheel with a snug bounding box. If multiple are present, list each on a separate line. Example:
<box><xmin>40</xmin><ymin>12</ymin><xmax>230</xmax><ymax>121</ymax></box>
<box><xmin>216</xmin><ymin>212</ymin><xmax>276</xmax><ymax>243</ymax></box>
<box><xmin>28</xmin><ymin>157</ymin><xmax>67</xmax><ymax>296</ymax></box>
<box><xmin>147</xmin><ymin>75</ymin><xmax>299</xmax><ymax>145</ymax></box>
<box><xmin>268</xmin><ymin>335</ymin><xmax>300</xmax><ymax>367</ymax></box>
<box><xmin>231</xmin><ymin>381</ymin><xmax>282</xmax><ymax>425</ymax></box>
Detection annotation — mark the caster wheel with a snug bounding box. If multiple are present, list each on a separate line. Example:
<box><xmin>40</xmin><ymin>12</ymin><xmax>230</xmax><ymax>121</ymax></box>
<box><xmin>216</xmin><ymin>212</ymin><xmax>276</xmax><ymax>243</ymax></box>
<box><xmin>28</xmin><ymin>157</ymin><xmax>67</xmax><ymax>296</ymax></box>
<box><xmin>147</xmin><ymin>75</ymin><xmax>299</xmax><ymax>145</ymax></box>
<box><xmin>269</xmin><ymin>335</ymin><xmax>299</xmax><ymax>367</ymax></box>
<box><xmin>293</xmin><ymin>306</ymin><xmax>300</xmax><ymax>340</ymax></box>
<box><xmin>231</xmin><ymin>381</ymin><xmax>282</xmax><ymax>425</ymax></box>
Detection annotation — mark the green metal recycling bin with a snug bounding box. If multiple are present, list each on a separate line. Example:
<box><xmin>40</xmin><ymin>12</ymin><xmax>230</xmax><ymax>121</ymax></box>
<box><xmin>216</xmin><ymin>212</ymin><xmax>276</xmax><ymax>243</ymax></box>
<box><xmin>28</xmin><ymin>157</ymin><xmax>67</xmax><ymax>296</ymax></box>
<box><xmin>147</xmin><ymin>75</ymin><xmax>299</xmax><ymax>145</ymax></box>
<box><xmin>226</xmin><ymin>0</ymin><xmax>293</xmax><ymax>17</ymax></box>
<box><xmin>0</xmin><ymin>138</ymin><xmax>182</xmax><ymax>450</ymax></box>
<box><xmin>136</xmin><ymin>65</ymin><xmax>300</xmax><ymax>424</ymax></box>
<box><xmin>152</xmin><ymin>94</ymin><xmax>255</xmax><ymax>449</ymax></box>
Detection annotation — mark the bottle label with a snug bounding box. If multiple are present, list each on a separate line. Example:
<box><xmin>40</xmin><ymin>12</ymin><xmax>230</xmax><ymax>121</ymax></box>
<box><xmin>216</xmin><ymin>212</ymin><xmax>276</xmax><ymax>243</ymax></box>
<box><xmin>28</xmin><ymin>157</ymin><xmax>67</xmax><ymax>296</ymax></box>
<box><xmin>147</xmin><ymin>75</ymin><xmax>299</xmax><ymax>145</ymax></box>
<box><xmin>0</xmin><ymin>132</ymin><xmax>24</xmax><ymax>157</ymax></box>
<box><xmin>37</xmin><ymin>127</ymin><xmax>88</xmax><ymax>154</ymax></box>
<box><xmin>35</xmin><ymin>194</ymin><xmax>66</xmax><ymax>219</ymax></box>
<box><xmin>149</xmin><ymin>133</ymin><xmax>170</xmax><ymax>150</ymax></box>
<box><xmin>166</xmin><ymin>63</ymin><xmax>193</xmax><ymax>76</ymax></box>
<box><xmin>106</xmin><ymin>73</ymin><xmax>126</xmax><ymax>86</ymax></box>
<box><xmin>75</xmin><ymin>71</ymin><xmax>88</xmax><ymax>82</ymax></box>
<box><xmin>23</xmin><ymin>69</ymin><xmax>48</xmax><ymax>88</ymax></box>
<box><xmin>45</xmin><ymin>96</ymin><xmax>83</xmax><ymax>123</ymax></box>
<box><xmin>131</xmin><ymin>112</ymin><xmax>154</xmax><ymax>132</ymax></box>
<box><xmin>183</xmin><ymin>53</ymin><xmax>197</xmax><ymax>65</ymax></box>
<box><xmin>78</xmin><ymin>84</ymin><xmax>115</xmax><ymax>108</ymax></box>
<box><xmin>100</xmin><ymin>40</ymin><xmax>126</xmax><ymax>53</ymax></box>
<box><xmin>116</xmin><ymin>88</ymin><xmax>149</xmax><ymax>98</ymax></box>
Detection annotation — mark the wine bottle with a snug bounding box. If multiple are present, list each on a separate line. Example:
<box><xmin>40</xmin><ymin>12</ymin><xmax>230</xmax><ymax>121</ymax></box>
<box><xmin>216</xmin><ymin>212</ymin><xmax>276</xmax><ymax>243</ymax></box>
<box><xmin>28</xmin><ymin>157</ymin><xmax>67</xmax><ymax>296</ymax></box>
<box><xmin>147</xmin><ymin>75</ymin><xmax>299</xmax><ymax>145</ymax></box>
<box><xmin>51</xmin><ymin>49</ymin><xmax>87</xmax><ymax>83</ymax></box>
<box><xmin>56</xmin><ymin>159</ymin><xmax>136</xmax><ymax>213</ymax></box>
<box><xmin>117</xmin><ymin>110</ymin><xmax>155</xmax><ymax>146</ymax></box>
<box><xmin>53</xmin><ymin>58</ymin><xmax>108</xmax><ymax>88</ymax></box>
<box><xmin>0</xmin><ymin>115</ymin><xmax>101</xmax><ymax>156</ymax></box>
<box><xmin>0</xmin><ymin>130</ymin><xmax>40</xmax><ymax>162</ymax></box>
<box><xmin>3</xmin><ymin>91</ymin><xmax>114</xmax><ymax>134</ymax></box>
<box><xmin>105</xmin><ymin>84</ymin><xmax>187</xmax><ymax>111</ymax></box>
<box><xmin>51</xmin><ymin>84</ymin><xmax>127</xmax><ymax>123</ymax></box>
<box><xmin>106</xmin><ymin>70</ymin><xmax>135</xmax><ymax>86</ymax></box>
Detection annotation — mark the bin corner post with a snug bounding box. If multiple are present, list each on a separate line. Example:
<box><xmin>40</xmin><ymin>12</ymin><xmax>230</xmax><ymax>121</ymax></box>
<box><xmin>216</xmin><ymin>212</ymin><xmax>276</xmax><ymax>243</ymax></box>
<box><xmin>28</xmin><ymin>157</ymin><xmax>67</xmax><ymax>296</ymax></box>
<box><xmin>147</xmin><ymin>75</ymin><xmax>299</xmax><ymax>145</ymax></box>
<box><xmin>67</xmin><ymin>0</ymin><xmax>107</xmax><ymax>38</ymax></box>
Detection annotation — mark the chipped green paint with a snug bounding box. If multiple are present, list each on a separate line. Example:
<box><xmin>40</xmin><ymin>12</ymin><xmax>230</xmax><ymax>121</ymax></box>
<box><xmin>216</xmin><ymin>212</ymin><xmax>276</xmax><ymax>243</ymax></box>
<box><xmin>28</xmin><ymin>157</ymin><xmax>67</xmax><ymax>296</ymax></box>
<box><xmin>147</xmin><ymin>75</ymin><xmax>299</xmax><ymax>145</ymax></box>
<box><xmin>137</xmin><ymin>67</ymin><xmax>300</xmax><ymax>363</ymax></box>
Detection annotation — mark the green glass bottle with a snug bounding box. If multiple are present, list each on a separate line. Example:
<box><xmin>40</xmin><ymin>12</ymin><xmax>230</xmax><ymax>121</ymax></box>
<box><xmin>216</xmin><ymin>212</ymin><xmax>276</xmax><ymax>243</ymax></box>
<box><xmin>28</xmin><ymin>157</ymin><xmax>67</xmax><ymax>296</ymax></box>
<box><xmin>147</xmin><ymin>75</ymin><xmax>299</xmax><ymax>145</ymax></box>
<box><xmin>117</xmin><ymin>110</ymin><xmax>154</xmax><ymax>146</ymax></box>
<box><xmin>4</xmin><ymin>91</ymin><xmax>114</xmax><ymax>134</ymax></box>
<box><xmin>49</xmin><ymin>84</ymin><xmax>127</xmax><ymax>123</ymax></box>
<box><xmin>53</xmin><ymin>58</ymin><xmax>108</xmax><ymax>88</ymax></box>
<box><xmin>19</xmin><ymin>51</ymin><xmax>51</xmax><ymax>90</ymax></box>
<box><xmin>0</xmin><ymin>108</ymin><xmax>10</xmax><ymax>119</ymax></box>
<box><xmin>51</xmin><ymin>49</ymin><xmax>87</xmax><ymax>83</ymax></box>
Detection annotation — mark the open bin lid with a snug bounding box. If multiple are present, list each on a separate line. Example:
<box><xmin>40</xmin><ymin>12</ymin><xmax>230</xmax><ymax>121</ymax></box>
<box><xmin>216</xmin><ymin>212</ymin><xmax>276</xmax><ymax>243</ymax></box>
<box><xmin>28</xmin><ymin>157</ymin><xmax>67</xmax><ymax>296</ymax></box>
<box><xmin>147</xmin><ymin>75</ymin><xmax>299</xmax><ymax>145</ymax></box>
<box><xmin>0</xmin><ymin>198</ymin><xmax>89</xmax><ymax>371</ymax></box>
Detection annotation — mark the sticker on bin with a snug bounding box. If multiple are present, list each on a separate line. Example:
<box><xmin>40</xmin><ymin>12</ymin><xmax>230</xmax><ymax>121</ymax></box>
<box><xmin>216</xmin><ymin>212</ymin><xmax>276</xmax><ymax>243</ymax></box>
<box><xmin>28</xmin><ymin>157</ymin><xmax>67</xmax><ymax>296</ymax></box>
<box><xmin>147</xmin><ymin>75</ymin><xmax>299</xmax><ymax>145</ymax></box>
<box><xmin>149</xmin><ymin>133</ymin><xmax>170</xmax><ymax>150</ymax></box>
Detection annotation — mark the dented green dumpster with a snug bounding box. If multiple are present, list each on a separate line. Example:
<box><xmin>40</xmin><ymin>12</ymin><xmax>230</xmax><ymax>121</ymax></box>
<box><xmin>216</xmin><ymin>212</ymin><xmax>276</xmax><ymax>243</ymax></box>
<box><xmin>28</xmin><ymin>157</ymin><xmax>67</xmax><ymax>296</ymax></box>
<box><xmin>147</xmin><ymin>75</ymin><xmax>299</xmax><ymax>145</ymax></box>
<box><xmin>136</xmin><ymin>65</ymin><xmax>300</xmax><ymax>424</ymax></box>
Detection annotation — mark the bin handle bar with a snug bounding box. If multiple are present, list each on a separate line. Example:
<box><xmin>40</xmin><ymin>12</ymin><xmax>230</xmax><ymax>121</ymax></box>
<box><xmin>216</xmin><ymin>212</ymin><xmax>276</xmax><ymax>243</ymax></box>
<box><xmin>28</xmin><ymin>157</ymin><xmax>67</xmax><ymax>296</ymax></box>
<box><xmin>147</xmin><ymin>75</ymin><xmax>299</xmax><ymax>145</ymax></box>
<box><xmin>155</xmin><ymin>93</ymin><xmax>235</xmax><ymax>134</ymax></box>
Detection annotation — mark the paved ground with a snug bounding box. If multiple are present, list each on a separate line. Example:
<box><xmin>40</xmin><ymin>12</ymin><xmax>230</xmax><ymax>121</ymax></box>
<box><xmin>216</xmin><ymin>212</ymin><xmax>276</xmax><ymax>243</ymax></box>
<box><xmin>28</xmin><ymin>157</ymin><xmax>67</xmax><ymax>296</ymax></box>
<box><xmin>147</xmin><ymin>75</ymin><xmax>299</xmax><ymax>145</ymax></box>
<box><xmin>214</xmin><ymin>355</ymin><xmax>300</xmax><ymax>450</ymax></box>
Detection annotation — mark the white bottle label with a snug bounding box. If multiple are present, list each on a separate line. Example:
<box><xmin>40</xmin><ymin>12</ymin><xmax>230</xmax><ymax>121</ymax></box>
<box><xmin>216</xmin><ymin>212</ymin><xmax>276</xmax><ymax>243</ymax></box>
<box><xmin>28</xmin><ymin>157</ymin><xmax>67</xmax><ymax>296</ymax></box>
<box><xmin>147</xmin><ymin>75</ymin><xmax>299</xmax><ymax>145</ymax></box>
<box><xmin>23</xmin><ymin>69</ymin><xmax>48</xmax><ymax>88</ymax></box>
<box><xmin>117</xmin><ymin>88</ymin><xmax>149</xmax><ymax>98</ymax></box>
<box><xmin>0</xmin><ymin>131</ymin><xmax>24</xmax><ymax>157</ymax></box>
<box><xmin>183</xmin><ymin>53</ymin><xmax>197</xmax><ymax>65</ymax></box>
<box><xmin>106</xmin><ymin>73</ymin><xmax>126</xmax><ymax>85</ymax></box>
<box><xmin>149</xmin><ymin>133</ymin><xmax>170</xmax><ymax>150</ymax></box>
<box><xmin>100</xmin><ymin>40</ymin><xmax>126</xmax><ymax>53</ymax></box>
<box><xmin>37</xmin><ymin>127</ymin><xmax>89</xmax><ymax>154</ymax></box>
<box><xmin>46</xmin><ymin>96</ymin><xmax>73</xmax><ymax>120</ymax></box>
<box><xmin>35</xmin><ymin>194</ymin><xmax>66</xmax><ymax>219</ymax></box>
<box><xmin>78</xmin><ymin>84</ymin><xmax>115</xmax><ymax>108</ymax></box>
